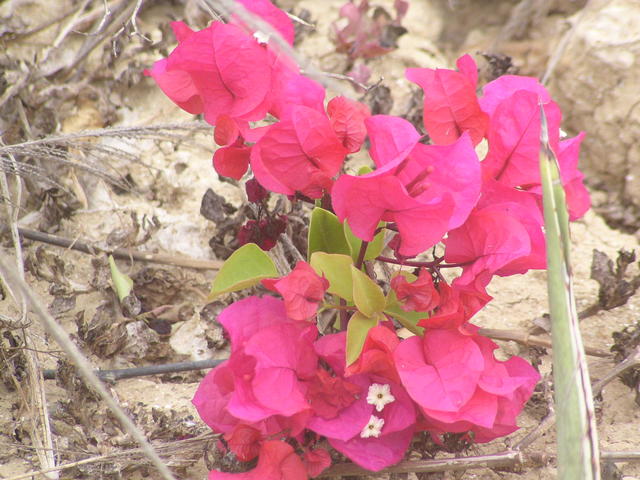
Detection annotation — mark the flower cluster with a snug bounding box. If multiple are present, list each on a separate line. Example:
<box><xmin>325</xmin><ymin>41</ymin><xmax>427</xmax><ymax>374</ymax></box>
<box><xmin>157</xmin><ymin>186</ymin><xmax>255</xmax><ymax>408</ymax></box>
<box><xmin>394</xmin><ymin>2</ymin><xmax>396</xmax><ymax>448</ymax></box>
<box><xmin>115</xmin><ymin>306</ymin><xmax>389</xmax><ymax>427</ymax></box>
<box><xmin>146</xmin><ymin>1</ymin><xmax>590</xmax><ymax>478</ymax></box>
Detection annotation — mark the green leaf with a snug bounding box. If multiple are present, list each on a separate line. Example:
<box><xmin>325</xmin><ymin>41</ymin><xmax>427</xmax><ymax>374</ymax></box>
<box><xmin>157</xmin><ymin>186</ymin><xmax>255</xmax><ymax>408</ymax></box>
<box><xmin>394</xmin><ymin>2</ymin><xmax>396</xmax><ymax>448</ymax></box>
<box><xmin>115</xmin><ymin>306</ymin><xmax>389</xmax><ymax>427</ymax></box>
<box><xmin>308</xmin><ymin>207</ymin><xmax>351</xmax><ymax>258</ymax></box>
<box><xmin>108</xmin><ymin>255</ymin><xmax>133</xmax><ymax>302</ymax></box>
<box><xmin>310</xmin><ymin>252</ymin><xmax>354</xmax><ymax>301</ymax></box>
<box><xmin>539</xmin><ymin>106</ymin><xmax>599</xmax><ymax>479</ymax></box>
<box><xmin>346</xmin><ymin>311</ymin><xmax>379</xmax><ymax>365</ymax></box>
<box><xmin>351</xmin><ymin>265</ymin><xmax>385</xmax><ymax>317</ymax></box>
<box><xmin>344</xmin><ymin>220</ymin><xmax>386</xmax><ymax>263</ymax></box>
<box><xmin>383</xmin><ymin>303</ymin><xmax>425</xmax><ymax>336</ymax></box>
<box><xmin>209</xmin><ymin>243</ymin><xmax>278</xmax><ymax>299</ymax></box>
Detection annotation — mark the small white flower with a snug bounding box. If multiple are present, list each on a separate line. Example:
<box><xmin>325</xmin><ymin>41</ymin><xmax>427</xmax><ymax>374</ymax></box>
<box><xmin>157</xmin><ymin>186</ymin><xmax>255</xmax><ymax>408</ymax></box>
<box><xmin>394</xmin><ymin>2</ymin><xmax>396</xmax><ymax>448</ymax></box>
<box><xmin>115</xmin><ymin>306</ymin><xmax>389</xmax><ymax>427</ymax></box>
<box><xmin>253</xmin><ymin>31</ymin><xmax>271</xmax><ymax>44</ymax></box>
<box><xmin>366</xmin><ymin>383</ymin><xmax>395</xmax><ymax>412</ymax></box>
<box><xmin>360</xmin><ymin>415</ymin><xmax>384</xmax><ymax>438</ymax></box>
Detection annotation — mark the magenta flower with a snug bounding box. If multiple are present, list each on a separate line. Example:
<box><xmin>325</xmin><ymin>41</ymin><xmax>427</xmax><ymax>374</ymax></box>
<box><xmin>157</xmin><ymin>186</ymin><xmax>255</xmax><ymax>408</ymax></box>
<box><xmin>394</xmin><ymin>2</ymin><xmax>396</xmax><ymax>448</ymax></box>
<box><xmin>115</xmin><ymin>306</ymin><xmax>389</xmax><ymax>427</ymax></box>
<box><xmin>209</xmin><ymin>440</ymin><xmax>307</xmax><ymax>480</ymax></box>
<box><xmin>263</xmin><ymin>261</ymin><xmax>329</xmax><ymax>321</ymax></box>
<box><xmin>479</xmin><ymin>75</ymin><xmax>591</xmax><ymax>219</ymax></box>
<box><xmin>332</xmin><ymin>115</ymin><xmax>480</xmax><ymax>256</ymax></box>
<box><xmin>391</xmin><ymin>269</ymin><xmax>440</xmax><ymax>312</ymax></box>
<box><xmin>444</xmin><ymin>180</ymin><xmax>546</xmax><ymax>287</ymax></box>
<box><xmin>251</xmin><ymin>105</ymin><xmax>349</xmax><ymax>198</ymax></box>
<box><xmin>406</xmin><ymin>54</ymin><xmax>489</xmax><ymax>146</ymax></box>
<box><xmin>145</xmin><ymin>21</ymin><xmax>272</xmax><ymax>125</ymax></box>
<box><xmin>394</xmin><ymin>327</ymin><xmax>539</xmax><ymax>441</ymax></box>
<box><xmin>193</xmin><ymin>296</ymin><xmax>317</xmax><ymax>434</ymax></box>
<box><xmin>308</xmin><ymin>333</ymin><xmax>416</xmax><ymax>471</ymax></box>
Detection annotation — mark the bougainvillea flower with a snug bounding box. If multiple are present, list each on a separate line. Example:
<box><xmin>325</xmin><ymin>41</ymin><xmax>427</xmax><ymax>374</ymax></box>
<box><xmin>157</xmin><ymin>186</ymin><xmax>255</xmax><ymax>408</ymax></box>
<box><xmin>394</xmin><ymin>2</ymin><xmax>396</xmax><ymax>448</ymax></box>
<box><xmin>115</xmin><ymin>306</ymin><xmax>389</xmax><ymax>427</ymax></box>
<box><xmin>394</xmin><ymin>328</ymin><xmax>539</xmax><ymax>440</ymax></box>
<box><xmin>224</xmin><ymin>424</ymin><xmax>262</xmax><ymax>461</ymax></box>
<box><xmin>309</xmin><ymin>332</ymin><xmax>416</xmax><ymax>471</ymax></box>
<box><xmin>302</xmin><ymin>447</ymin><xmax>332</xmax><ymax>478</ymax></box>
<box><xmin>233</xmin><ymin>0</ymin><xmax>295</xmax><ymax>46</ymax></box>
<box><xmin>263</xmin><ymin>261</ymin><xmax>329</xmax><ymax>321</ymax></box>
<box><xmin>332</xmin><ymin>117</ymin><xmax>480</xmax><ymax>256</ymax></box>
<box><xmin>406</xmin><ymin>54</ymin><xmax>488</xmax><ymax>146</ymax></box>
<box><xmin>391</xmin><ymin>269</ymin><xmax>440</xmax><ymax>312</ymax></box>
<box><xmin>481</xmin><ymin>89</ymin><xmax>561</xmax><ymax>188</ymax></box>
<box><xmin>479</xmin><ymin>74</ymin><xmax>551</xmax><ymax>118</ymax></box>
<box><xmin>326</xmin><ymin>96</ymin><xmax>371</xmax><ymax>153</ymax></box>
<box><xmin>269</xmin><ymin>72</ymin><xmax>326</xmax><ymax>120</ymax></box>
<box><xmin>416</xmin><ymin>278</ymin><xmax>492</xmax><ymax>330</ymax></box>
<box><xmin>251</xmin><ymin>105</ymin><xmax>348</xmax><ymax>198</ymax></box>
<box><xmin>237</xmin><ymin>216</ymin><xmax>287</xmax><ymax>251</ymax></box>
<box><xmin>145</xmin><ymin>21</ymin><xmax>273</xmax><ymax>126</ymax></box>
<box><xmin>345</xmin><ymin>324</ymin><xmax>400</xmax><ymax>382</ymax></box>
<box><xmin>444</xmin><ymin>180</ymin><xmax>546</xmax><ymax>286</ymax></box>
<box><xmin>333</xmin><ymin>0</ymin><xmax>409</xmax><ymax>60</ymax></box>
<box><xmin>194</xmin><ymin>296</ymin><xmax>317</xmax><ymax>428</ymax></box>
<box><xmin>209</xmin><ymin>440</ymin><xmax>307</xmax><ymax>480</ymax></box>
<box><xmin>213</xmin><ymin>140</ymin><xmax>252</xmax><ymax>180</ymax></box>
<box><xmin>305</xmin><ymin>368</ymin><xmax>361</xmax><ymax>419</ymax></box>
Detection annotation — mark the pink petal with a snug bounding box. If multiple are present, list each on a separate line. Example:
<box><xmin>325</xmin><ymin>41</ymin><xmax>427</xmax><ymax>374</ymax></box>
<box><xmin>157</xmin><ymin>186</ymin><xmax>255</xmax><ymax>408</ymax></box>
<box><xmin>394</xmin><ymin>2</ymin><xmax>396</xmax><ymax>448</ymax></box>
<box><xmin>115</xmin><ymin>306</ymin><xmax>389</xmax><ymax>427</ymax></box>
<box><xmin>406</xmin><ymin>63</ymin><xmax>488</xmax><ymax>145</ymax></box>
<box><xmin>234</xmin><ymin>0</ymin><xmax>295</xmax><ymax>45</ymax></box>
<box><xmin>482</xmin><ymin>90</ymin><xmax>561</xmax><ymax>187</ymax></box>
<box><xmin>144</xmin><ymin>58</ymin><xmax>203</xmax><ymax>115</ymax></box>
<box><xmin>480</xmin><ymin>75</ymin><xmax>551</xmax><ymax>117</ymax></box>
<box><xmin>395</xmin><ymin>333</ymin><xmax>483</xmax><ymax>413</ymax></box>
<box><xmin>365</xmin><ymin>115</ymin><xmax>420</xmax><ymax>167</ymax></box>
<box><xmin>327</xmin><ymin>96</ymin><xmax>371</xmax><ymax>153</ymax></box>
<box><xmin>213</xmin><ymin>143</ymin><xmax>251</xmax><ymax>180</ymax></box>
<box><xmin>329</xmin><ymin>426</ymin><xmax>414</xmax><ymax>471</ymax></box>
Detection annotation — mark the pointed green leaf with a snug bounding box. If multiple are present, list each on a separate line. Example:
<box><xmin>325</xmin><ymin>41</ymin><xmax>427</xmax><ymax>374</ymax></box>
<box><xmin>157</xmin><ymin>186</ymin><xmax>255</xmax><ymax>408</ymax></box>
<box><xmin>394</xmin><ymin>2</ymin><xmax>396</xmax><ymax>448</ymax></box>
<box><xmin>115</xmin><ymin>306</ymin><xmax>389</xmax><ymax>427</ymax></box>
<box><xmin>383</xmin><ymin>303</ymin><xmax>426</xmax><ymax>336</ymax></box>
<box><xmin>310</xmin><ymin>252</ymin><xmax>354</xmax><ymax>301</ymax></box>
<box><xmin>209</xmin><ymin>243</ymin><xmax>278</xmax><ymax>299</ymax></box>
<box><xmin>350</xmin><ymin>265</ymin><xmax>385</xmax><ymax>317</ymax></box>
<box><xmin>108</xmin><ymin>255</ymin><xmax>133</xmax><ymax>302</ymax></box>
<box><xmin>344</xmin><ymin>220</ymin><xmax>386</xmax><ymax>263</ymax></box>
<box><xmin>539</xmin><ymin>106</ymin><xmax>599</xmax><ymax>480</ymax></box>
<box><xmin>308</xmin><ymin>207</ymin><xmax>351</xmax><ymax>258</ymax></box>
<box><xmin>346</xmin><ymin>311</ymin><xmax>379</xmax><ymax>365</ymax></box>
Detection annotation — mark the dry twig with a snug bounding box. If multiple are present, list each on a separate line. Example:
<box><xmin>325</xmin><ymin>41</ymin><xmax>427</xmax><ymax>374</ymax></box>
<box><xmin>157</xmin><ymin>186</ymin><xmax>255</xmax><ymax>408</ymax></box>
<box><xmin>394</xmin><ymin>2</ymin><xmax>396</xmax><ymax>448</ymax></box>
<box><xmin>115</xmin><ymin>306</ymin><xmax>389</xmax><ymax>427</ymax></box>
<box><xmin>1</xmin><ymin>226</ymin><xmax>222</xmax><ymax>271</ymax></box>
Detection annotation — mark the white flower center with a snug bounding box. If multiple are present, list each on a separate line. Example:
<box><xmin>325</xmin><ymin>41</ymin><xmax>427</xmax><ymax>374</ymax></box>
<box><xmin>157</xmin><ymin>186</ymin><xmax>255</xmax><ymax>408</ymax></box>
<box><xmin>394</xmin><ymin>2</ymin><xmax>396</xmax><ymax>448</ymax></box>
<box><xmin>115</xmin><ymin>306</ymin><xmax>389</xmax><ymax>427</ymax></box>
<box><xmin>360</xmin><ymin>415</ymin><xmax>384</xmax><ymax>438</ymax></box>
<box><xmin>366</xmin><ymin>383</ymin><xmax>395</xmax><ymax>412</ymax></box>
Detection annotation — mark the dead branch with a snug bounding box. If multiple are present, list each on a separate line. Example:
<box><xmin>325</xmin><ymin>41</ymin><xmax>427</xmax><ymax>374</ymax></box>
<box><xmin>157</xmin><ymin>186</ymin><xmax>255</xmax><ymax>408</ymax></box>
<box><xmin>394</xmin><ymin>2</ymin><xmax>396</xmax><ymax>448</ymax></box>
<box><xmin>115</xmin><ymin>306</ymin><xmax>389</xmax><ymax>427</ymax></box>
<box><xmin>478</xmin><ymin>327</ymin><xmax>611</xmax><ymax>358</ymax></box>
<box><xmin>0</xmin><ymin>226</ymin><xmax>222</xmax><ymax>271</ymax></box>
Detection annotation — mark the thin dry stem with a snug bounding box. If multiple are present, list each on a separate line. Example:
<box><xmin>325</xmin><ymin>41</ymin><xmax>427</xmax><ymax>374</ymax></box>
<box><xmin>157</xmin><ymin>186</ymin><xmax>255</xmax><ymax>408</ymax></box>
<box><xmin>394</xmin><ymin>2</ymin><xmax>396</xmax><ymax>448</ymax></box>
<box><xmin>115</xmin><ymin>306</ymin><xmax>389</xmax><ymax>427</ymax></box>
<box><xmin>1</xmin><ymin>226</ymin><xmax>222</xmax><ymax>271</ymax></box>
<box><xmin>478</xmin><ymin>327</ymin><xmax>611</xmax><ymax>358</ymax></box>
<box><xmin>2</xmin><ymin>433</ymin><xmax>216</xmax><ymax>480</ymax></box>
<box><xmin>320</xmin><ymin>451</ymin><xmax>523</xmax><ymax>476</ymax></box>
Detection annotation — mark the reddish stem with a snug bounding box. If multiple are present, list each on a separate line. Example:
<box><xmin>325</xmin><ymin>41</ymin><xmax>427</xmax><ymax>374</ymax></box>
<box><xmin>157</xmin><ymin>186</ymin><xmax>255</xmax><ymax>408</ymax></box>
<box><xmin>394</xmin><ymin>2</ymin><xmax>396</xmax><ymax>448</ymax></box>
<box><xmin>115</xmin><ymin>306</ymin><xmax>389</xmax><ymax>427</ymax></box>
<box><xmin>376</xmin><ymin>255</ymin><xmax>469</xmax><ymax>269</ymax></box>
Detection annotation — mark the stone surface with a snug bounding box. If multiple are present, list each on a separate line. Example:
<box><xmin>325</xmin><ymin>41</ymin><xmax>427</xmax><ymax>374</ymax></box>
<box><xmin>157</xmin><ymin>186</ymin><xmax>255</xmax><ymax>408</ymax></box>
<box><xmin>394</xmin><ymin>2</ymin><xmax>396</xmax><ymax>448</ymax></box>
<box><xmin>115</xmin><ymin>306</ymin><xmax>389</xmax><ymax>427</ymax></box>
<box><xmin>549</xmin><ymin>0</ymin><xmax>640</xmax><ymax>208</ymax></box>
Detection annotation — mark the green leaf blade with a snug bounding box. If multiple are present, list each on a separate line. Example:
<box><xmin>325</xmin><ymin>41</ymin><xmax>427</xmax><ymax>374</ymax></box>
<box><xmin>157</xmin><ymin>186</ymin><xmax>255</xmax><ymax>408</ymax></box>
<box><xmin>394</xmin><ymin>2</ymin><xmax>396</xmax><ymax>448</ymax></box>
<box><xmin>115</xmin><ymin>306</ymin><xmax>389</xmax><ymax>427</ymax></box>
<box><xmin>209</xmin><ymin>243</ymin><xmax>278</xmax><ymax>299</ymax></box>
<box><xmin>108</xmin><ymin>255</ymin><xmax>133</xmax><ymax>302</ymax></box>
<box><xmin>539</xmin><ymin>106</ymin><xmax>600</xmax><ymax>480</ymax></box>
<box><xmin>308</xmin><ymin>207</ymin><xmax>352</xmax><ymax>258</ymax></box>
<box><xmin>310</xmin><ymin>252</ymin><xmax>354</xmax><ymax>302</ymax></box>
<box><xmin>350</xmin><ymin>265</ymin><xmax>385</xmax><ymax>316</ymax></box>
<box><xmin>346</xmin><ymin>311</ymin><xmax>379</xmax><ymax>365</ymax></box>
